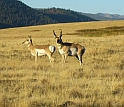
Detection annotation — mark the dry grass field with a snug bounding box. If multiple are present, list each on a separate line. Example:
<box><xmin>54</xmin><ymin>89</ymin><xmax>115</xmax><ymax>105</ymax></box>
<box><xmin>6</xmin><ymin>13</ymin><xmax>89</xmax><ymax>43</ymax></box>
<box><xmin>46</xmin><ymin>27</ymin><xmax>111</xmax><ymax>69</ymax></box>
<box><xmin>0</xmin><ymin>20</ymin><xmax>124</xmax><ymax>107</ymax></box>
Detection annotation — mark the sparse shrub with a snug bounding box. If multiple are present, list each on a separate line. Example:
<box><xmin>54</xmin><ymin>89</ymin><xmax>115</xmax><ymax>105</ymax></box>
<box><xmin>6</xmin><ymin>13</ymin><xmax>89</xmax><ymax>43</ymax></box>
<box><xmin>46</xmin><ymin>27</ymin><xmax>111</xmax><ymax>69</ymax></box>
<box><xmin>69</xmin><ymin>90</ymin><xmax>83</xmax><ymax>99</ymax></box>
<box><xmin>72</xmin><ymin>72</ymin><xmax>83</xmax><ymax>79</ymax></box>
<box><xmin>29</xmin><ymin>101</ymin><xmax>53</xmax><ymax>107</ymax></box>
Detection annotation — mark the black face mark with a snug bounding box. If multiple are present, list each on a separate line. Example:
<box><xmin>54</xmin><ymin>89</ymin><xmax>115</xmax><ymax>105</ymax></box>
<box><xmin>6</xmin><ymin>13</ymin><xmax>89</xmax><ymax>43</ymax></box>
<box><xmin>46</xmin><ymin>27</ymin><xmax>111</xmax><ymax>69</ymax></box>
<box><xmin>56</xmin><ymin>37</ymin><xmax>62</xmax><ymax>44</ymax></box>
<box><xmin>57</xmin><ymin>39</ymin><xmax>62</xmax><ymax>44</ymax></box>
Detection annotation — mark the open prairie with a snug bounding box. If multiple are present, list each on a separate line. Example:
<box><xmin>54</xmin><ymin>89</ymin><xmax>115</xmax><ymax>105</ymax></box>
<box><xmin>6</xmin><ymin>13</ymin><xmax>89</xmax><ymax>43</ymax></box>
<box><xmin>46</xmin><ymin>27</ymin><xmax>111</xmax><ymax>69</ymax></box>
<box><xmin>0</xmin><ymin>20</ymin><xmax>124</xmax><ymax>107</ymax></box>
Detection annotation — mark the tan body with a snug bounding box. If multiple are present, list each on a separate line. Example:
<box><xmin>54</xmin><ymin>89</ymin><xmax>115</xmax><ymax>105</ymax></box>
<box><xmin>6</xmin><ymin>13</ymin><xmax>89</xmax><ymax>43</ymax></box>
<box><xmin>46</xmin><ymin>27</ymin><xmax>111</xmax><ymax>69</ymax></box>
<box><xmin>53</xmin><ymin>29</ymin><xmax>85</xmax><ymax>65</ymax></box>
<box><xmin>22</xmin><ymin>36</ymin><xmax>56</xmax><ymax>63</ymax></box>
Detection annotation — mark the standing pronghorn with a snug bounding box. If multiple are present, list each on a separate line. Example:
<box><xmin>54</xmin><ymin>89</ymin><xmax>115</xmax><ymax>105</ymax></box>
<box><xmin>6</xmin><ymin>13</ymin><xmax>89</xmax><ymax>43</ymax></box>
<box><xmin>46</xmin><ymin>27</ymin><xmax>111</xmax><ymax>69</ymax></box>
<box><xmin>22</xmin><ymin>36</ymin><xmax>56</xmax><ymax>63</ymax></box>
<box><xmin>53</xmin><ymin>29</ymin><xmax>85</xmax><ymax>66</ymax></box>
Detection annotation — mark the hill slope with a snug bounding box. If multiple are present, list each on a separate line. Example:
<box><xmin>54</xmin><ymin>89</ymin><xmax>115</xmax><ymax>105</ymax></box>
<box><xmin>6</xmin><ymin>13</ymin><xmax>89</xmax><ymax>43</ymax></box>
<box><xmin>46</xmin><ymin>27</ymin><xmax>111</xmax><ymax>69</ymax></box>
<box><xmin>38</xmin><ymin>8</ymin><xmax>96</xmax><ymax>23</ymax></box>
<box><xmin>96</xmin><ymin>13</ymin><xmax>124</xmax><ymax>20</ymax></box>
<box><xmin>0</xmin><ymin>0</ymin><xmax>96</xmax><ymax>29</ymax></box>
<box><xmin>81</xmin><ymin>13</ymin><xmax>124</xmax><ymax>20</ymax></box>
<box><xmin>0</xmin><ymin>0</ymin><xmax>56</xmax><ymax>28</ymax></box>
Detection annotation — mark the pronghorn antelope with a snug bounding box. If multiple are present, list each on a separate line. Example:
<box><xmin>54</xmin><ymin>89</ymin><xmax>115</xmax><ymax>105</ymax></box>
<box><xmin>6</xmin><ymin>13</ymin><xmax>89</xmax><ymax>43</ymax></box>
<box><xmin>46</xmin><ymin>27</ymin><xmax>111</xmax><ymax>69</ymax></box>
<box><xmin>53</xmin><ymin>29</ymin><xmax>85</xmax><ymax>65</ymax></box>
<box><xmin>22</xmin><ymin>36</ymin><xmax>56</xmax><ymax>63</ymax></box>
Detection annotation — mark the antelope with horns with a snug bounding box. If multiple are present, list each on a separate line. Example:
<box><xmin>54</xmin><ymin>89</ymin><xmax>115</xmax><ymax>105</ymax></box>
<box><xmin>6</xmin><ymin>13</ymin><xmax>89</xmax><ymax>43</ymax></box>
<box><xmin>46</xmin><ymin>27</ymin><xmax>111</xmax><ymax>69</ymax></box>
<box><xmin>53</xmin><ymin>29</ymin><xmax>85</xmax><ymax>66</ymax></box>
<box><xmin>22</xmin><ymin>36</ymin><xmax>56</xmax><ymax>63</ymax></box>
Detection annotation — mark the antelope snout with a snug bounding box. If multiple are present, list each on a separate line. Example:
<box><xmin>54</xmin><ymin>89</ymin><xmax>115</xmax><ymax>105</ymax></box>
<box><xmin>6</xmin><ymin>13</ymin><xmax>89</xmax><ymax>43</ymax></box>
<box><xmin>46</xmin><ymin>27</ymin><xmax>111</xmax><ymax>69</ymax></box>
<box><xmin>22</xmin><ymin>41</ymin><xmax>25</xmax><ymax>44</ymax></box>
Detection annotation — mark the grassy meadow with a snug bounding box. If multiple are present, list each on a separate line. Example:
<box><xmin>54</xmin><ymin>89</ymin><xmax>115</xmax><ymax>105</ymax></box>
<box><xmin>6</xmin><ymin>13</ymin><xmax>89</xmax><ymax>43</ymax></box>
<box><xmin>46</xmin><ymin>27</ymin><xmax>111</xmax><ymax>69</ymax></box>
<box><xmin>0</xmin><ymin>20</ymin><xmax>124</xmax><ymax>107</ymax></box>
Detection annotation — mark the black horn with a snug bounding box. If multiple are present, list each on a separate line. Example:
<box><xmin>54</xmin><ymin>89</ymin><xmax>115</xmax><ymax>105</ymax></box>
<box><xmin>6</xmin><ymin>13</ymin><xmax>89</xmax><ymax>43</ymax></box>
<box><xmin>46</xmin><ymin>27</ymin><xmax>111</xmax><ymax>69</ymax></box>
<box><xmin>28</xmin><ymin>36</ymin><xmax>33</xmax><ymax>45</ymax></box>
<box><xmin>53</xmin><ymin>30</ymin><xmax>57</xmax><ymax>37</ymax></box>
<box><xmin>59</xmin><ymin>29</ymin><xmax>62</xmax><ymax>38</ymax></box>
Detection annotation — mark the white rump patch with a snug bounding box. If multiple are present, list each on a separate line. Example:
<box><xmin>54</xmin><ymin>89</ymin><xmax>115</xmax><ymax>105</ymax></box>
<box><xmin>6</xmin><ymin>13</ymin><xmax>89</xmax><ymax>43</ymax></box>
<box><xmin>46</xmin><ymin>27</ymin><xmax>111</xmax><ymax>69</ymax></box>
<box><xmin>35</xmin><ymin>49</ymin><xmax>46</xmax><ymax>56</ymax></box>
<box><xmin>49</xmin><ymin>46</ymin><xmax>55</xmax><ymax>53</ymax></box>
<box><xmin>68</xmin><ymin>48</ymin><xmax>78</xmax><ymax>56</ymax></box>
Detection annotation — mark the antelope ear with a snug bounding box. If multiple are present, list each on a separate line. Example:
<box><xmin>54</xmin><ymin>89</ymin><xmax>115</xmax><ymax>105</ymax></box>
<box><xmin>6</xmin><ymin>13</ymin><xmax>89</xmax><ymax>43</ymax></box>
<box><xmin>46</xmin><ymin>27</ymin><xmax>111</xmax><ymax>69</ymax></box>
<box><xmin>59</xmin><ymin>29</ymin><xmax>62</xmax><ymax>38</ymax></box>
<box><xmin>53</xmin><ymin>30</ymin><xmax>57</xmax><ymax>37</ymax></box>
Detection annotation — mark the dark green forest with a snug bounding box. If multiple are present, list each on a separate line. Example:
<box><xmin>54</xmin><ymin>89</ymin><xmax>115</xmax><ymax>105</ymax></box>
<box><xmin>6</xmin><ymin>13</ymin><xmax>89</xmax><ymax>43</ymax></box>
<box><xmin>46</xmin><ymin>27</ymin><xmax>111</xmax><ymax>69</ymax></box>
<box><xmin>39</xmin><ymin>8</ymin><xmax>96</xmax><ymax>23</ymax></box>
<box><xmin>0</xmin><ymin>0</ymin><xmax>56</xmax><ymax>28</ymax></box>
<box><xmin>0</xmin><ymin>0</ymin><xmax>96</xmax><ymax>29</ymax></box>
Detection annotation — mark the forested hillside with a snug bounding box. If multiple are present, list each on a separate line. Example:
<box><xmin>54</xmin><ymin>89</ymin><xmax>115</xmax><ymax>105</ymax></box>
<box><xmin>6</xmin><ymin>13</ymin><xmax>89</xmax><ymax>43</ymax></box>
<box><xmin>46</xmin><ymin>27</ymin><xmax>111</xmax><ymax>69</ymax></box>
<box><xmin>0</xmin><ymin>0</ymin><xmax>56</xmax><ymax>28</ymax></box>
<box><xmin>39</xmin><ymin>8</ymin><xmax>96</xmax><ymax>23</ymax></box>
<box><xmin>0</xmin><ymin>0</ymin><xmax>96</xmax><ymax>29</ymax></box>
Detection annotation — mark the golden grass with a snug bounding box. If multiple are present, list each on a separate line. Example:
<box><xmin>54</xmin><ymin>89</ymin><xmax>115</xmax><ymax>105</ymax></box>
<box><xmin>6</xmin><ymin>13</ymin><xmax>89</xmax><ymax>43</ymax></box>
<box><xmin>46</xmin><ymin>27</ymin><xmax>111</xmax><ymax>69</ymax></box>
<box><xmin>0</xmin><ymin>20</ymin><xmax>124</xmax><ymax>107</ymax></box>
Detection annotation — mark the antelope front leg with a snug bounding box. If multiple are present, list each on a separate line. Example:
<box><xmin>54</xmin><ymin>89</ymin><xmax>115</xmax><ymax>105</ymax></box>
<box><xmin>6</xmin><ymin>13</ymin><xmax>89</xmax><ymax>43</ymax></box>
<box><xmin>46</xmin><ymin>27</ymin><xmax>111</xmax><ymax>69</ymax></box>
<box><xmin>62</xmin><ymin>54</ymin><xmax>67</xmax><ymax>64</ymax></box>
<box><xmin>64</xmin><ymin>54</ymin><xmax>68</xmax><ymax>63</ymax></box>
<box><xmin>62</xmin><ymin>54</ymin><xmax>65</xmax><ymax>64</ymax></box>
<box><xmin>47</xmin><ymin>54</ymin><xmax>54</xmax><ymax>63</ymax></box>
<box><xmin>49</xmin><ymin>57</ymin><xmax>54</xmax><ymax>63</ymax></box>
